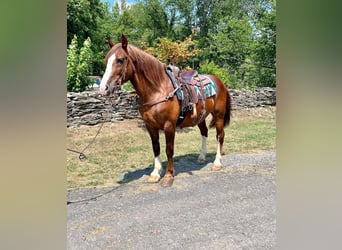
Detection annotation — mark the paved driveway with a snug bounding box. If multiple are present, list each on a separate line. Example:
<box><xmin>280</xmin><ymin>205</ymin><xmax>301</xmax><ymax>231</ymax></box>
<box><xmin>67</xmin><ymin>151</ymin><xmax>276</xmax><ymax>249</ymax></box>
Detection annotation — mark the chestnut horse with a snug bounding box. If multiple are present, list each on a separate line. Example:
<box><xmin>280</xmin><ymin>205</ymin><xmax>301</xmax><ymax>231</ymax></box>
<box><xmin>99</xmin><ymin>35</ymin><xmax>231</xmax><ymax>187</ymax></box>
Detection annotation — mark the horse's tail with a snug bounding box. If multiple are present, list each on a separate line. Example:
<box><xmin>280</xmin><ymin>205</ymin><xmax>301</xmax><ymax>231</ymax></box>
<box><xmin>223</xmin><ymin>88</ymin><xmax>232</xmax><ymax>127</ymax></box>
<box><xmin>209</xmin><ymin>87</ymin><xmax>232</xmax><ymax>128</ymax></box>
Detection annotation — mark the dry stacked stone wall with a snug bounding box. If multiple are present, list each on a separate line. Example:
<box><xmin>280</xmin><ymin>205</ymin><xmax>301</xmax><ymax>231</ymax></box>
<box><xmin>67</xmin><ymin>87</ymin><xmax>276</xmax><ymax>127</ymax></box>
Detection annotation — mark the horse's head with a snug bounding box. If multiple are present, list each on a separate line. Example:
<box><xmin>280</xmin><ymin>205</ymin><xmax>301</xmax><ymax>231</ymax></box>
<box><xmin>99</xmin><ymin>34</ymin><xmax>133</xmax><ymax>96</ymax></box>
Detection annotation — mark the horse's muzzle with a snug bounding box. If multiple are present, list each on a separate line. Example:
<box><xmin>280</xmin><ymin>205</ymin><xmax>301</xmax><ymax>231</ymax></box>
<box><xmin>100</xmin><ymin>84</ymin><xmax>114</xmax><ymax>96</ymax></box>
<box><xmin>104</xmin><ymin>84</ymin><xmax>110</xmax><ymax>96</ymax></box>
<box><xmin>102</xmin><ymin>82</ymin><xmax>119</xmax><ymax>97</ymax></box>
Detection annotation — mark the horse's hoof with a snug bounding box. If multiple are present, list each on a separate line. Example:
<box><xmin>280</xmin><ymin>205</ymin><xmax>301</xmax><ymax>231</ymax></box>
<box><xmin>197</xmin><ymin>158</ymin><xmax>205</xmax><ymax>164</ymax></box>
<box><xmin>211</xmin><ymin>164</ymin><xmax>222</xmax><ymax>171</ymax></box>
<box><xmin>160</xmin><ymin>176</ymin><xmax>174</xmax><ymax>187</ymax></box>
<box><xmin>147</xmin><ymin>175</ymin><xmax>160</xmax><ymax>183</ymax></box>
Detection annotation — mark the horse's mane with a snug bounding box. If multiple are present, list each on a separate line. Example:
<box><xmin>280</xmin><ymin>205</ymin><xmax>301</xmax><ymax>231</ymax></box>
<box><xmin>127</xmin><ymin>44</ymin><xmax>167</xmax><ymax>90</ymax></box>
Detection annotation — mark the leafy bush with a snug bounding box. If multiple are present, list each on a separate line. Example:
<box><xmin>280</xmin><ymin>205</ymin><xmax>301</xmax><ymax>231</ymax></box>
<box><xmin>199</xmin><ymin>60</ymin><xmax>232</xmax><ymax>88</ymax></box>
<box><xmin>146</xmin><ymin>33</ymin><xmax>200</xmax><ymax>65</ymax></box>
<box><xmin>121</xmin><ymin>82</ymin><xmax>134</xmax><ymax>91</ymax></box>
<box><xmin>67</xmin><ymin>35</ymin><xmax>93</xmax><ymax>92</ymax></box>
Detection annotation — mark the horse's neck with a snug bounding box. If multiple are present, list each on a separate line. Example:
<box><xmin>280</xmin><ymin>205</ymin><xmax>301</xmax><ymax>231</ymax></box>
<box><xmin>130</xmin><ymin>58</ymin><xmax>169</xmax><ymax>103</ymax></box>
<box><xmin>131</xmin><ymin>73</ymin><xmax>164</xmax><ymax>103</ymax></box>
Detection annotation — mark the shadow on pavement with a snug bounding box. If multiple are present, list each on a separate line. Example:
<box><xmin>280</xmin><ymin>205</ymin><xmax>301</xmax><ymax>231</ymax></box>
<box><xmin>118</xmin><ymin>153</ymin><xmax>216</xmax><ymax>184</ymax></box>
<box><xmin>67</xmin><ymin>152</ymin><xmax>215</xmax><ymax>205</ymax></box>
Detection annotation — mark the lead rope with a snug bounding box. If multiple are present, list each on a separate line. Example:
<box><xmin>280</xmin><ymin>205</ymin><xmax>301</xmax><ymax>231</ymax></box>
<box><xmin>67</xmin><ymin>56</ymin><xmax>128</xmax><ymax>160</ymax></box>
<box><xmin>67</xmin><ymin>96</ymin><xmax>116</xmax><ymax>161</ymax></box>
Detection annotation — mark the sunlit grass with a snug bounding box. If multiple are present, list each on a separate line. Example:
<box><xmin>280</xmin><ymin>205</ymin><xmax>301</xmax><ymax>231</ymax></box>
<box><xmin>67</xmin><ymin>107</ymin><xmax>276</xmax><ymax>189</ymax></box>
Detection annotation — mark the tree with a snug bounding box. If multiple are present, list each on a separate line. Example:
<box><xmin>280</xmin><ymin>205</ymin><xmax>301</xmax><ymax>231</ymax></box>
<box><xmin>67</xmin><ymin>36</ymin><xmax>93</xmax><ymax>92</ymax></box>
<box><xmin>195</xmin><ymin>0</ymin><xmax>276</xmax><ymax>88</ymax></box>
<box><xmin>144</xmin><ymin>0</ymin><xmax>168</xmax><ymax>40</ymax></box>
<box><xmin>66</xmin><ymin>0</ymin><xmax>276</xmax><ymax>90</ymax></box>
<box><xmin>67</xmin><ymin>0</ymin><xmax>104</xmax><ymax>45</ymax></box>
<box><xmin>195</xmin><ymin>0</ymin><xmax>237</xmax><ymax>47</ymax></box>
<box><xmin>207</xmin><ymin>15</ymin><xmax>254</xmax><ymax>88</ymax></box>
<box><xmin>146</xmin><ymin>33</ymin><xmax>200</xmax><ymax>67</ymax></box>
<box><xmin>67</xmin><ymin>0</ymin><xmax>109</xmax><ymax>75</ymax></box>
<box><xmin>163</xmin><ymin>0</ymin><xmax>196</xmax><ymax>40</ymax></box>
<box><xmin>251</xmin><ymin>0</ymin><xmax>276</xmax><ymax>87</ymax></box>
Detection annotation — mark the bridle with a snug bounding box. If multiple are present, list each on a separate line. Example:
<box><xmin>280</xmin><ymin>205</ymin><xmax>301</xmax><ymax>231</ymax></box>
<box><xmin>105</xmin><ymin>51</ymin><xmax>130</xmax><ymax>97</ymax></box>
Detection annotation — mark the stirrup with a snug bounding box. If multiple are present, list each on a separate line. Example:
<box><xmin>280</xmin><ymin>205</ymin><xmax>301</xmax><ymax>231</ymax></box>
<box><xmin>191</xmin><ymin>104</ymin><xmax>197</xmax><ymax>119</ymax></box>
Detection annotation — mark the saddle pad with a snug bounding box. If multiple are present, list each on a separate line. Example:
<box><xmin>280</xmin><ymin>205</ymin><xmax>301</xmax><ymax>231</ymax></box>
<box><xmin>166</xmin><ymin>69</ymin><xmax>217</xmax><ymax>101</ymax></box>
<box><xmin>194</xmin><ymin>75</ymin><xmax>217</xmax><ymax>100</ymax></box>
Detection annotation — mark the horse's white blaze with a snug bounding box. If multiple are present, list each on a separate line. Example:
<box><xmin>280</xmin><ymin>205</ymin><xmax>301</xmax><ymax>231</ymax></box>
<box><xmin>214</xmin><ymin>141</ymin><xmax>222</xmax><ymax>166</ymax></box>
<box><xmin>99</xmin><ymin>53</ymin><xmax>116</xmax><ymax>95</ymax></box>
<box><xmin>151</xmin><ymin>155</ymin><xmax>162</xmax><ymax>178</ymax></box>
<box><xmin>198</xmin><ymin>136</ymin><xmax>207</xmax><ymax>161</ymax></box>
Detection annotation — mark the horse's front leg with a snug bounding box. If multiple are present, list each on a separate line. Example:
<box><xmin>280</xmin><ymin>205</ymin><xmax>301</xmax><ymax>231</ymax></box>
<box><xmin>197</xmin><ymin>121</ymin><xmax>208</xmax><ymax>163</ymax></box>
<box><xmin>160</xmin><ymin>122</ymin><xmax>176</xmax><ymax>187</ymax></box>
<box><xmin>146</xmin><ymin>126</ymin><xmax>162</xmax><ymax>183</ymax></box>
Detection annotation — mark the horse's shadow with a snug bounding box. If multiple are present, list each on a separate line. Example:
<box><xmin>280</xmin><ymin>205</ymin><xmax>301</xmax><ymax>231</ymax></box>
<box><xmin>118</xmin><ymin>152</ymin><xmax>216</xmax><ymax>184</ymax></box>
<box><xmin>67</xmin><ymin>153</ymin><xmax>216</xmax><ymax>205</ymax></box>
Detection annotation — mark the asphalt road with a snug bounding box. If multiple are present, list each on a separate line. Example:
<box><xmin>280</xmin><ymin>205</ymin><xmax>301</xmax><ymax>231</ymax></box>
<box><xmin>67</xmin><ymin>151</ymin><xmax>276</xmax><ymax>250</ymax></box>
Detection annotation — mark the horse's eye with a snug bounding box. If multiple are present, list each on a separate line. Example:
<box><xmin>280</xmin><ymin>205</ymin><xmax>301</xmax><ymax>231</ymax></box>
<box><xmin>117</xmin><ymin>58</ymin><xmax>124</xmax><ymax>65</ymax></box>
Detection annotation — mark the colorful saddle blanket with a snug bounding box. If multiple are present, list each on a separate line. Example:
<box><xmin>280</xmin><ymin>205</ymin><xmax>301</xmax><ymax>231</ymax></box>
<box><xmin>193</xmin><ymin>76</ymin><xmax>217</xmax><ymax>100</ymax></box>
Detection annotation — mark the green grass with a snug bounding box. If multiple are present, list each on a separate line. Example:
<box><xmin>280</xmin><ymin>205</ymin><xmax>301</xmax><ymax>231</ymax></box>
<box><xmin>67</xmin><ymin>107</ymin><xmax>276</xmax><ymax>189</ymax></box>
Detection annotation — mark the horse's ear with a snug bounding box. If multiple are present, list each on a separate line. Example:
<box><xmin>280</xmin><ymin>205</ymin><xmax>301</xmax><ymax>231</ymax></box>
<box><xmin>121</xmin><ymin>34</ymin><xmax>128</xmax><ymax>52</ymax></box>
<box><xmin>108</xmin><ymin>38</ymin><xmax>115</xmax><ymax>48</ymax></box>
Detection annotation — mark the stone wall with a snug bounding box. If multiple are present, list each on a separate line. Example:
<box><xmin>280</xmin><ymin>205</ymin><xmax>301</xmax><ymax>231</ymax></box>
<box><xmin>67</xmin><ymin>87</ymin><xmax>276</xmax><ymax>127</ymax></box>
<box><xmin>229</xmin><ymin>87</ymin><xmax>276</xmax><ymax>109</ymax></box>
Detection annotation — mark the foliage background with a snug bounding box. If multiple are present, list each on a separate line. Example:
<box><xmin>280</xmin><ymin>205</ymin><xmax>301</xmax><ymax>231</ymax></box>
<box><xmin>67</xmin><ymin>0</ymin><xmax>276</xmax><ymax>91</ymax></box>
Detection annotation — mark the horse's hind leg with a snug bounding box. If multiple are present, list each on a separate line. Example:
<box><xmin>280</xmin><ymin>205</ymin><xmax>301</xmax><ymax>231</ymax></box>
<box><xmin>197</xmin><ymin>121</ymin><xmax>208</xmax><ymax>163</ymax></box>
<box><xmin>146</xmin><ymin>126</ymin><xmax>162</xmax><ymax>183</ymax></box>
<box><xmin>212</xmin><ymin>118</ymin><xmax>225</xmax><ymax>171</ymax></box>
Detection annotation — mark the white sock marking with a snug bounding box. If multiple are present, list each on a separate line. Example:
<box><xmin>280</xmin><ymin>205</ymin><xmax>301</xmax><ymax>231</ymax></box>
<box><xmin>198</xmin><ymin>136</ymin><xmax>207</xmax><ymax>161</ymax></box>
<box><xmin>151</xmin><ymin>155</ymin><xmax>162</xmax><ymax>178</ymax></box>
<box><xmin>214</xmin><ymin>141</ymin><xmax>222</xmax><ymax>166</ymax></box>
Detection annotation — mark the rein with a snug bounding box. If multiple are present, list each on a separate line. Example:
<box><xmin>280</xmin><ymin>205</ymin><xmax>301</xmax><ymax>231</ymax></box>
<box><xmin>139</xmin><ymin>86</ymin><xmax>180</xmax><ymax>109</ymax></box>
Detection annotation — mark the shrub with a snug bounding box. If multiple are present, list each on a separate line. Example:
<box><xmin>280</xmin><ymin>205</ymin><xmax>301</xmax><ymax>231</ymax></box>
<box><xmin>67</xmin><ymin>35</ymin><xmax>93</xmax><ymax>92</ymax></box>
<box><xmin>199</xmin><ymin>60</ymin><xmax>232</xmax><ymax>88</ymax></box>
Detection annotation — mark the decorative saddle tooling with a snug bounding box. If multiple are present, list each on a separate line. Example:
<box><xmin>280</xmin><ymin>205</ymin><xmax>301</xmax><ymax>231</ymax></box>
<box><xmin>166</xmin><ymin>66</ymin><xmax>218</xmax><ymax>126</ymax></box>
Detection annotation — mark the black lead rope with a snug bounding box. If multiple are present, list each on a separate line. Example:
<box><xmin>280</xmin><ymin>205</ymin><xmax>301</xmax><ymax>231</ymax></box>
<box><xmin>66</xmin><ymin>148</ymin><xmax>87</xmax><ymax>161</ymax></box>
<box><xmin>67</xmin><ymin>96</ymin><xmax>115</xmax><ymax>161</ymax></box>
<box><xmin>67</xmin><ymin>120</ymin><xmax>105</xmax><ymax>161</ymax></box>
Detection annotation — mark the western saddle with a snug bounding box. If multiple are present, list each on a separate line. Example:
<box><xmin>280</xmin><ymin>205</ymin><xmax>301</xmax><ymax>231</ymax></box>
<box><xmin>167</xmin><ymin>64</ymin><xmax>207</xmax><ymax>125</ymax></box>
